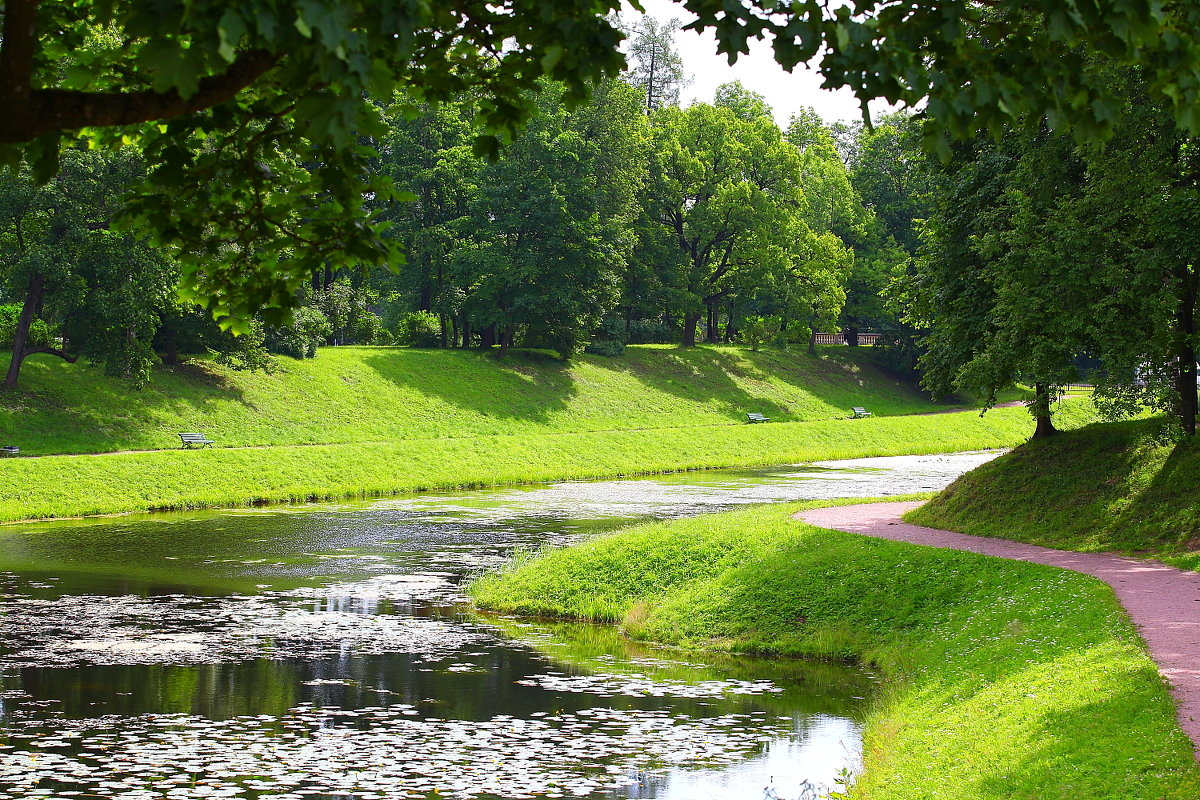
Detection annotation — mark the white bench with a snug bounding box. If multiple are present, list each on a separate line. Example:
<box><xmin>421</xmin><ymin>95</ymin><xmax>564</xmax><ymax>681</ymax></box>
<box><xmin>850</xmin><ymin>407</ymin><xmax>873</xmax><ymax>418</ymax></box>
<box><xmin>746</xmin><ymin>412</ymin><xmax>770</xmax><ymax>423</ymax></box>
<box><xmin>179</xmin><ymin>432</ymin><xmax>215</xmax><ymax>448</ymax></box>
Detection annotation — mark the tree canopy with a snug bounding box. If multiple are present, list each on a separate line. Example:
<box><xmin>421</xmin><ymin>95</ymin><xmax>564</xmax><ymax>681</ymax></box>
<box><xmin>2</xmin><ymin>0</ymin><xmax>1199</xmax><ymax>321</ymax></box>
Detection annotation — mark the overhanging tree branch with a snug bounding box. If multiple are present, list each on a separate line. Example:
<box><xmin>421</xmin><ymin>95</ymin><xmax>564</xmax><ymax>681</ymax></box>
<box><xmin>0</xmin><ymin>49</ymin><xmax>279</xmax><ymax>143</ymax></box>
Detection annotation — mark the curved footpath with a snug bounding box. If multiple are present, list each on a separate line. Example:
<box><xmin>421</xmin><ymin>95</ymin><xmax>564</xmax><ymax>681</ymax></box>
<box><xmin>798</xmin><ymin>501</ymin><xmax>1200</xmax><ymax>757</ymax></box>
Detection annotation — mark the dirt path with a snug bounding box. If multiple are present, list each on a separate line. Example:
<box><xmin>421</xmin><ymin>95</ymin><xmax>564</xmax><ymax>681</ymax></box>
<box><xmin>797</xmin><ymin>501</ymin><xmax>1200</xmax><ymax>757</ymax></box>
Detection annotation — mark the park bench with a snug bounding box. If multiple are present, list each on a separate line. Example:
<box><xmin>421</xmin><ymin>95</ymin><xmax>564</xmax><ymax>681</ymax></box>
<box><xmin>179</xmin><ymin>432</ymin><xmax>215</xmax><ymax>448</ymax></box>
<box><xmin>1</xmin><ymin>445</ymin><xmax>18</xmax><ymax>456</ymax></box>
<box><xmin>850</xmin><ymin>407</ymin><xmax>873</xmax><ymax>418</ymax></box>
<box><xmin>746</xmin><ymin>412</ymin><xmax>770</xmax><ymax>423</ymax></box>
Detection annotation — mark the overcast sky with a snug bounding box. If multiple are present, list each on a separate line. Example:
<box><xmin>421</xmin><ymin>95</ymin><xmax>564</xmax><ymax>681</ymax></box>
<box><xmin>619</xmin><ymin>0</ymin><xmax>897</xmax><ymax>128</ymax></box>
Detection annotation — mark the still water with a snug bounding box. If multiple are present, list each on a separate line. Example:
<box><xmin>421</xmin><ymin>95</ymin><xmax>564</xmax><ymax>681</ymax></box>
<box><xmin>0</xmin><ymin>452</ymin><xmax>997</xmax><ymax>800</ymax></box>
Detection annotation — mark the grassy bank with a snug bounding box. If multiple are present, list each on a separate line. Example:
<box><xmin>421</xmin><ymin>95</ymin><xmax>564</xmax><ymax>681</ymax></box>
<box><xmin>0</xmin><ymin>404</ymin><xmax>1053</xmax><ymax>523</ymax></box>
<box><xmin>909</xmin><ymin>417</ymin><xmax>1200</xmax><ymax>569</ymax></box>
<box><xmin>3</xmin><ymin>344</ymin><xmax>945</xmax><ymax>456</ymax></box>
<box><xmin>470</xmin><ymin>503</ymin><xmax>1200</xmax><ymax>799</ymax></box>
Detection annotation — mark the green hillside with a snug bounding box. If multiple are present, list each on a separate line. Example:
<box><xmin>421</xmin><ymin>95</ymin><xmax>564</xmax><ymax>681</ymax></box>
<box><xmin>3</xmin><ymin>344</ymin><xmax>945</xmax><ymax>456</ymax></box>
<box><xmin>910</xmin><ymin>418</ymin><xmax>1200</xmax><ymax>568</ymax></box>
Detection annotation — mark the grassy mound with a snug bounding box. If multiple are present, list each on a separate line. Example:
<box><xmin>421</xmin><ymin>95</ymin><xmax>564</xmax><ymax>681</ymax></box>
<box><xmin>909</xmin><ymin>418</ymin><xmax>1200</xmax><ymax>568</ymax></box>
<box><xmin>470</xmin><ymin>503</ymin><xmax>1200</xmax><ymax>799</ymax></box>
<box><xmin>2</xmin><ymin>345</ymin><xmax>949</xmax><ymax>456</ymax></box>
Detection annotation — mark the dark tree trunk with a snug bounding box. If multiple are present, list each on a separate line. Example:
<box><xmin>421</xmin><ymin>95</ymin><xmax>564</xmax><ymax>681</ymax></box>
<box><xmin>439</xmin><ymin>313</ymin><xmax>448</xmax><ymax>349</ymax></box>
<box><xmin>845</xmin><ymin>326</ymin><xmax>860</xmax><ymax>346</ymax></box>
<box><xmin>322</xmin><ymin>265</ymin><xmax>334</xmax><ymax>290</ymax></box>
<box><xmin>1031</xmin><ymin>382</ymin><xmax>1059</xmax><ymax>439</ymax></box>
<box><xmin>480</xmin><ymin>323</ymin><xmax>497</xmax><ymax>349</ymax></box>
<box><xmin>499</xmin><ymin>313</ymin><xmax>515</xmax><ymax>357</ymax></box>
<box><xmin>460</xmin><ymin>316</ymin><xmax>471</xmax><ymax>349</ymax></box>
<box><xmin>5</xmin><ymin>272</ymin><xmax>76</xmax><ymax>390</ymax></box>
<box><xmin>419</xmin><ymin>283</ymin><xmax>433</xmax><ymax>313</ymax></box>
<box><xmin>807</xmin><ymin>330</ymin><xmax>816</xmax><ymax>355</ymax></box>
<box><xmin>705</xmin><ymin>300</ymin><xmax>719</xmax><ymax>344</ymax></box>
<box><xmin>1174</xmin><ymin>264</ymin><xmax>1198</xmax><ymax>436</ymax></box>
<box><xmin>161</xmin><ymin>328</ymin><xmax>179</xmax><ymax>365</ymax></box>
<box><xmin>681</xmin><ymin>312</ymin><xmax>701</xmax><ymax>347</ymax></box>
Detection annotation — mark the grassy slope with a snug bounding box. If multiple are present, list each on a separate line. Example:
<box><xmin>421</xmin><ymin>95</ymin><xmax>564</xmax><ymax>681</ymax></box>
<box><xmin>910</xmin><ymin>418</ymin><xmax>1200</xmax><ymax>568</ymax></box>
<box><xmin>0</xmin><ymin>404</ymin><xmax>1047</xmax><ymax>522</ymax></box>
<box><xmin>2</xmin><ymin>345</ymin><xmax>949</xmax><ymax>455</ymax></box>
<box><xmin>470</xmin><ymin>503</ymin><xmax>1200</xmax><ymax>799</ymax></box>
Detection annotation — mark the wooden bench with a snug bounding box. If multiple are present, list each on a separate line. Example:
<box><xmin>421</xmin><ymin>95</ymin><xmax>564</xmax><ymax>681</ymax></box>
<box><xmin>179</xmin><ymin>432</ymin><xmax>215</xmax><ymax>448</ymax></box>
<box><xmin>850</xmin><ymin>407</ymin><xmax>873</xmax><ymax>418</ymax></box>
<box><xmin>0</xmin><ymin>445</ymin><xmax>18</xmax><ymax>456</ymax></box>
<box><xmin>746</xmin><ymin>412</ymin><xmax>770</xmax><ymax>423</ymax></box>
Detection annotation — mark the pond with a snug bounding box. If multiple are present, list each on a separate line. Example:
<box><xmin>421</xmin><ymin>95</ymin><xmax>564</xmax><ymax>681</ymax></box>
<box><xmin>0</xmin><ymin>451</ymin><xmax>998</xmax><ymax>800</ymax></box>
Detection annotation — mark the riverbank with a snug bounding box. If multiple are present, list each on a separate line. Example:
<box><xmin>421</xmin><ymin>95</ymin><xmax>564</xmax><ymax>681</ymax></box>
<box><xmin>469</xmin><ymin>501</ymin><xmax>1200</xmax><ymax>799</ymax></box>
<box><xmin>909</xmin><ymin>417</ymin><xmax>1200</xmax><ymax>569</ymax></box>
<box><xmin>2</xmin><ymin>345</ymin><xmax>948</xmax><ymax>456</ymax></box>
<box><xmin>0</xmin><ymin>403</ymin><xmax>1080</xmax><ymax>524</ymax></box>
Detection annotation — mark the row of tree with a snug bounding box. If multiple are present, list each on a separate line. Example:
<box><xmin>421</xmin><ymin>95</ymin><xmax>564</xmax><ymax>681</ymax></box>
<box><xmin>1</xmin><ymin>18</ymin><xmax>930</xmax><ymax>387</ymax></box>
<box><xmin>907</xmin><ymin>68</ymin><xmax>1200</xmax><ymax>435</ymax></box>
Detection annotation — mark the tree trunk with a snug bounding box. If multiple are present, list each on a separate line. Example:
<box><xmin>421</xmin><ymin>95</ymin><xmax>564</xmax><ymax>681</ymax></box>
<box><xmin>5</xmin><ymin>273</ymin><xmax>44</xmax><ymax>390</ymax></box>
<box><xmin>438</xmin><ymin>313</ymin><xmax>448</xmax><ymax>349</ymax></box>
<box><xmin>1174</xmin><ymin>264</ymin><xmax>1198</xmax><ymax>436</ymax></box>
<box><xmin>681</xmin><ymin>312</ymin><xmax>701</xmax><ymax>347</ymax></box>
<box><xmin>845</xmin><ymin>326</ymin><xmax>860</xmax><ymax>346</ymax></box>
<box><xmin>705</xmin><ymin>300</ymin><xmax>719</xmax><ymax>344</ymax></box>
<box><xmin>807</xmin><ymin>330</ymin><xmax>816</xmax><ymax>355</ymax></box>
<box><xmin>480</xmin><ymin>323</ymin><xmax>496</xmax><ymax>349</ymax></box>
<box><xmin>419</xmin><ymin>283</ymin><xmax>433</xmax><ymax>313</ymax></box>
<box><xmin>499</xmin><ymin>313</ymin><xmax>515</xmax><ymax>357</ymax></box>
<box><xmin>5</xmin><ymin>272</ymin><xmax>77</xmax><ymax>390</ymax></box>
<box><xmin>1031</xmin><ymin>382</ymin><xmax>1058</xmax><ymax>439</ymax></box>
<box><xmin>460</xmin><ymin>316</ymin><xmax>471</xmax><ymax>349</ymax></box>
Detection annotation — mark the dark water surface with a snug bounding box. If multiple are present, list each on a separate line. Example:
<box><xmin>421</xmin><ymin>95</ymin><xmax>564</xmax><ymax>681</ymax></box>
<box><xmin>0</xmin><ymin>452</ymin><xmax>997</xmax><ymax>799</ymax></box>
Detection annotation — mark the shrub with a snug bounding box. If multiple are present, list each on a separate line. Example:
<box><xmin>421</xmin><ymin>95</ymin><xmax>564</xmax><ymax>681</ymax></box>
<box><xmin>0</xmin><ymin>305</ymin><xmax>54</xmax><ymax>349</ymax></box>
<box><xmin>266</xmin><ymin>307</ymin><xmax>332</xmax><ymax>359</ymax></box>
<box><xmin>395</xmin><ymin>311</ymin><xmax>441</xmax><ymax>348</ymax></box>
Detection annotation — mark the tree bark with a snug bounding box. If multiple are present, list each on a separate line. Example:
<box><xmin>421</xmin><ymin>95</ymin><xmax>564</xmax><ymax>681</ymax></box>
<box><xmin>1031</xmin><ymin>382</ymin><xmax>1058</xmax><ymax>439</ymax></box>
<box><xmin>845</xmin><ymin>326</ymin><xmax>860</xmax><ymax>346</ymax></box>
<box><xmin>480</xmin><ymin>323</ymin><xmax>496</xmax><ymax>349</ymax></box>
<box><xmin>681</xmin><ymin>312</ymin><xmax>701</xmax><ymax>347</ymax></box>
<box><xmin>5</xmin><ymin>272</ymin><xmax>76</xmax><ymax>389</ymax></box>
<box><xmin>705</xmin><ymin>299</ymin><xmax>719</xmax><ymax>344</ymax></box>
<box><xmin>1174</xmin><ymin>263</ymin><xmax>1198</xmax><ymax>436</ymax></box>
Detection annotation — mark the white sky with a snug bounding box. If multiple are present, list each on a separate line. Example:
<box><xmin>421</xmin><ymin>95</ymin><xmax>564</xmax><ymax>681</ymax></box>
<box><xmin>620</xmin><ymin>0</ymin><xmax>897</xmax><ymax>128</ymax></box>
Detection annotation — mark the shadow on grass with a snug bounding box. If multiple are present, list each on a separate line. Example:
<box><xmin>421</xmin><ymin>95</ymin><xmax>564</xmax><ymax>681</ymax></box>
<box><xmin>0</xmin><ymin>353</ymin><xmax>250</xmax><ymax>455</ymax></box>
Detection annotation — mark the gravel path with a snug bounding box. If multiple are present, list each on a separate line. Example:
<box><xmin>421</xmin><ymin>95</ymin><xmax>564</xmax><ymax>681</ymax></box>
<box><xmin>797</xmin><ymin>501</ymin><xmax>1200</xmax><ymax>756</ymax></box>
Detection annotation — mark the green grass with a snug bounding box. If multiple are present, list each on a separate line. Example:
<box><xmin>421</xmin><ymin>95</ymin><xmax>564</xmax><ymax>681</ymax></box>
<box><xmin>2</xmin><ymin>344</ymin><xmax>958</xmax><ymax>456</ymax></box>
<box><xmin>909</xmin><ymin>417</ymin><xmax>1200</xmax><ymax>568</ymax></box>
<box><xmin>469</xmin><ymin>502</ymin><xmax>1200</xmax><ymax>799</ymax></box>
<box><xmin>0</xmin><ymin>404</ymin><xmax>1053</xmax><ymax>523</ymax></box>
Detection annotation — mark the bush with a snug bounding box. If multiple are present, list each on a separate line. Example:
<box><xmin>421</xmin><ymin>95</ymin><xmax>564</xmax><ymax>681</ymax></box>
<box><xmin>584</xmin><ymin>339</ymin><xmax>625</xmax><ymax>357</ymax></box>
<box><xmin>626</xmin><ymin>318</ymin><xmax>675</xmax><ymax>344</ymax></box>
<box><xmin>584</xmin><ymin>316</ymin><xmax>627</xmax><ymax>357</ymax></box>
<box><xmin>0</xmin><ymin>305</ymin><xmax>54</xmax><ymax>349</ymax></box>
<box><xmin>737</xmin><ymin>316</ymin><xmax>780</xmax><ymax>351</ymax></box>
<box><xmin>212</xmin><ymin>320</ymin><xmax>274</xmax><ymax>372</ymax></box>
<box><xmin>266</xmin><ymin>307</ymin><xmax>332</xmax><ymax>359</ymax></box>
<box><xmin>395</xmin><ymin>311</ymin><xmax>441</xmax><ymax>348</ymax></box>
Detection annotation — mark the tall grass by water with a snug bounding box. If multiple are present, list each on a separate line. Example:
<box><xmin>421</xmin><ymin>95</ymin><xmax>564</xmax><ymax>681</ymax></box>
<box><xmin>470</xmin><ymin>501</ymin><xmax>1200</xmax><ymax>799</ymax></box>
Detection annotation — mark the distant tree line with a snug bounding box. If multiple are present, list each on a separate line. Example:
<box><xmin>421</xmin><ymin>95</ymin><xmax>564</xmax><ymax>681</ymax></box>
<box><xmin>0</xmin><ymin>18</ymin><xmax>922</xmax><ymax>388</ymax></box>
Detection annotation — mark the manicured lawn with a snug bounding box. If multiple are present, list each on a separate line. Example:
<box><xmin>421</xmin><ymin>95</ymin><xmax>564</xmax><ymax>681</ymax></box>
<box><xmin>470</xmin><ymin>501</ymin><xmax>1200</xmax><ymax>799</ymax></box>
<box><xmin>909</xmin><ymin>417</ymin><xmax>1200</xmax><ymax>568</ymax></box>
<box><xmin>0</xmin><ymin>404</ymin><xmax>1054</xmax><ymax>522</ymax></box>
<box><xmin>2</xmin><ymin>344</ymin><xmax>961</xmax><ymax>456</ymax></box>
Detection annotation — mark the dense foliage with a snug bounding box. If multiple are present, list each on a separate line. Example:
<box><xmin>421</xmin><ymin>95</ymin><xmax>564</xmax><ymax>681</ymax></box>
<box><xmin>2</xmin><ymin>0</ymin><xmax>1198</xmax><ymax>320</ymax></box>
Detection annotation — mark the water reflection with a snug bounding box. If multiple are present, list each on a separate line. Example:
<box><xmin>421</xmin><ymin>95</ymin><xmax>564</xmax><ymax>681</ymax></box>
<box><xmin>0</xmin><ymin>452</ymin><xmax>996</xmax><ymax>799</ymax></box>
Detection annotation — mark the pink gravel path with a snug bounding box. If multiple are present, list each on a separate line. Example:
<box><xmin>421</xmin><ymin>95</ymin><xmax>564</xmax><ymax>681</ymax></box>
<box><xmin>797</xmin><ymin>501</ymin><xmax>1200</xmax><ymax>757</ymax></box>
